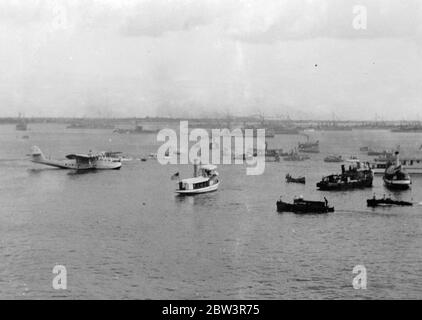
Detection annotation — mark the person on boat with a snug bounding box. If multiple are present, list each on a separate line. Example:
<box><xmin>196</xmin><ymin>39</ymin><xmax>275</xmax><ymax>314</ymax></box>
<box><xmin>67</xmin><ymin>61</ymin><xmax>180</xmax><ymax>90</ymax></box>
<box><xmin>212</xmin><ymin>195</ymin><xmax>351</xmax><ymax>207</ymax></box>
<box><xmin>324</xmin><ymin>197</ymin><xmax>328</xmax><ymax>207</ymax></box>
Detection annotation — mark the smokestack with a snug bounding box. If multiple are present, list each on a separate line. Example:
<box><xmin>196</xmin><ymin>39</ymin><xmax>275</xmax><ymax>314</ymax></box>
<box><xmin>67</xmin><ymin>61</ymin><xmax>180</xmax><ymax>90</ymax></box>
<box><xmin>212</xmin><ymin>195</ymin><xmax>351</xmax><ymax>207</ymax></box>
<box><xmin>193</xmin><ymin>160</ymin><xmax>199</xmax><ymax>177</ymax></box>
<box><xmin>395</xmin><ymin>151</ymin><xmax>400</xmax><ymax>167</ymax></box>
<box><xmin>341</xmin><ymin>165</ymin><xmax>345</xmax><ymax>174</ymax></box>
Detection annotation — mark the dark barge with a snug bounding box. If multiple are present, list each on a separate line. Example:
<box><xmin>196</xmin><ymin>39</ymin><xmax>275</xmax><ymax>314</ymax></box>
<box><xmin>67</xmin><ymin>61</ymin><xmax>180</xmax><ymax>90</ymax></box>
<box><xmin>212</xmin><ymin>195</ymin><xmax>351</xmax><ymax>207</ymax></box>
<box><xmin>276</xmin><ymin>197</ymin><xmax>334</xmax><ymax>214</ymax></box>
<box><xmin>367</xmin><ymin>196</ymin><xmax>412</xmax><ymax>207</ymax></box>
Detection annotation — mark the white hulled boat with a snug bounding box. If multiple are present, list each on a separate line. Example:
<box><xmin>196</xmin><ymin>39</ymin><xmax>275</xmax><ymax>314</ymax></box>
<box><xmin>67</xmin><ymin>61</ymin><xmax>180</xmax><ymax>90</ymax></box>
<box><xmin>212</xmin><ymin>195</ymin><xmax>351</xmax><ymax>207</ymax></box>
<box><xmin>383</xmin><ymin>152</ymin><xmax>411</xmax><ymax>190</ymax></box>
<box><xmin>371</xmin><ymin>155</ymin><xmax>422</xmax><ymax>174</ymax></box>
<box><xmin>176</xmin><ymin>164</ymin><xmax>220</xmax><ymax>195</ymax></box>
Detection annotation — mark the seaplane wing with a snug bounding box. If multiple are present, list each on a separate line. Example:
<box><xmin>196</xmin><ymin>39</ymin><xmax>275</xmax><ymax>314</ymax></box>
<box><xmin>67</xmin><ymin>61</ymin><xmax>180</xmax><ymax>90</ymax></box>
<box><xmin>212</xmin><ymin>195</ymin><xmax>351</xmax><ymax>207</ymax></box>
<box><xmin>65</xmin><ymin>154</ymin><xmax>98</xmax><ymax>161</ymax></box>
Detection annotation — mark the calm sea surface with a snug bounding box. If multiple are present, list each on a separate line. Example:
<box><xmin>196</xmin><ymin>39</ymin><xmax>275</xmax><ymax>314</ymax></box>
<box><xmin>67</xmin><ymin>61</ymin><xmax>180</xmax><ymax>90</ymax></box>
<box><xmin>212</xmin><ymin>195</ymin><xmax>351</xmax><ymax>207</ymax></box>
<box><xmin>0</xmin><ymin>124</ymin><xmax>421</xmax><ymax>299</ymax></box>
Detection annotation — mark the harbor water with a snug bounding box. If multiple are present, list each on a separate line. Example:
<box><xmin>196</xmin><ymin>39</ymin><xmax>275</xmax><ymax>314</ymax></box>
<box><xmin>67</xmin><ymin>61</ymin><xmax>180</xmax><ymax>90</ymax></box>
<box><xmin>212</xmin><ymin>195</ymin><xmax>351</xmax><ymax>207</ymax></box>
<box><xmin>0</xmin><ymin>124</ymin><xmax>421</xmax><ymax>299</ymax></box>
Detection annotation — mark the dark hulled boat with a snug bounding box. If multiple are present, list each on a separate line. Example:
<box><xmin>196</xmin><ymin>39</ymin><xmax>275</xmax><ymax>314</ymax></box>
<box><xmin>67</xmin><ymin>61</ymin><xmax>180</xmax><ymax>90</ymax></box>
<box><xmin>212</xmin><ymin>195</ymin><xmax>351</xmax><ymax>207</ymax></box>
<box><xmin>367</xmin><ymin>196</ymin><xmax>412</xmax><ymax>207</ymax></box>
<box><xmin>298</xmin><ymin>140</ymin><xmax>319</xmax><ymax>153</ymax></box>
<box><xmin>285</xmin><ymin>174</ymin><xmax>305</xmax><ymax>184</ymax></box>
<box><xmin>324</xmin><ymin>155</ymin><xmax>343</xmax><ymax>163</ymax></box>
<box><xmin>316</xmin><ymin>161</ymin><xmax>373</xmax><ymax>190</ymax></box>
<box><xmin>276</xmin><ymin>197</ymin><xmax>334</xmax><ymax>214</ymax></box>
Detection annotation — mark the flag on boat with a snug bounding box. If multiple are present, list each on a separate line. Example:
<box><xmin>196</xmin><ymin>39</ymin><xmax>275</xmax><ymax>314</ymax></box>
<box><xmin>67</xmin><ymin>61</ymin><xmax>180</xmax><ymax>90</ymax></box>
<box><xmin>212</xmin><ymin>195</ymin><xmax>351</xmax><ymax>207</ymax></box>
<box><xmin>171</xmin><ymin>172</ymin><xmax>180</xmax><ymax>180</ymax></box>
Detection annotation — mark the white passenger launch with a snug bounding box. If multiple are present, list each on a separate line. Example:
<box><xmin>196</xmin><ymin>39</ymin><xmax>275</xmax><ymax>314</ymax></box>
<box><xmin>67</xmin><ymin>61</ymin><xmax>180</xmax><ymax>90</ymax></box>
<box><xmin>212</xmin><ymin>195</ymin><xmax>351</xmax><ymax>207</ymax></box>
<box><xmin>176</xmin><ymin>163</ymin><xmax>219</xmax><ymax>195</ymax></box>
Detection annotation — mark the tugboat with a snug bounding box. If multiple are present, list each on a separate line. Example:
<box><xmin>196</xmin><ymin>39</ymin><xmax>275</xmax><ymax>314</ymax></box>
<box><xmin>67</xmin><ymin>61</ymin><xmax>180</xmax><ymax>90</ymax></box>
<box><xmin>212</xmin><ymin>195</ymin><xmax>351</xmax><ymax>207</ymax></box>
<box><xmin>285</xmin><ymin>174</ymin><xmax>305</xmax><ymax>184</ymax></box>
<box><xmin>383</xmin><ymin>152</ymin><xmax>411</xmax><ymax>190</ymax></box>
<box><xmin>316</xmin><ymin>160</ymin><xmax>373</xmax><ymax>190</ymax></box>
<box><xmin>367</xmin><ymin>194</ymin><xmax>412</xmax><ymax>207</ymax></box>
<box><xmin>276</xmin><ymin>196</ymin><xmax>334</xmax><ymax>214</ymax></box>
<box><xmin>176</xmin><ymin>163</ymin><xmax>220</xmax><ymax>195</ymax></box>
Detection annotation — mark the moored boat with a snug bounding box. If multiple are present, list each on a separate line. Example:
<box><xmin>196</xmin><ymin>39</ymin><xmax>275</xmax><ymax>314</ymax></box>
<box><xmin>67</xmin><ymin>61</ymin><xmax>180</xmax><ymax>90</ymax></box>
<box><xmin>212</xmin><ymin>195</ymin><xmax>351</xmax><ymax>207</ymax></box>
<box><xmin>298</xmin><ymin>140</ymin><xmax>319</xmax><ymax>153</ymax></box>
<box><xmin>367</xmin><ymin>149</ymin><xmax>393</xmax><ymax>157</ymax></box>
<box><xmin>285</xmin><ymin>174</ymin><xmax>305</xmax><ymax>184</ymax></box>
<box><xmin>371</xmin><ymin>155</ymin><xmax>422</xmax><ymax>175</ymax></box>
<box><xmin>324</xmin><ymin>155</ymin><xmax>343</xmax><ymax>162</ymax></box>
<box><xmin>367</xmin><ymin>195</ymin><xmax>413</xmax><ymax>207</ymax></box>
<box><xmin>276</xmin><ymin>196</ymin><xmax>334</xmax><ymax>214</ymax></box>
<box><xmin>383</xmin><ymin>152</ymin><xmax>411</xmax><ymax>190</ymax></box>
<box><xmin>297</xmin><ymin>134</ymin><xmax>320</xmax><ymax>153</ymax></box>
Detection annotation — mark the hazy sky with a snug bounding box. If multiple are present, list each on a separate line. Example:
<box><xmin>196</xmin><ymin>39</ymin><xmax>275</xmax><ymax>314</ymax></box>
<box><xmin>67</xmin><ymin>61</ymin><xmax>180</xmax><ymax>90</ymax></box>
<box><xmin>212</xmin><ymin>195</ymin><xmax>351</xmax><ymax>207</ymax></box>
<box><xmin>1</xmin><ymin>0</ymin><xmax>422</xmax><ymax>120</ymax></box>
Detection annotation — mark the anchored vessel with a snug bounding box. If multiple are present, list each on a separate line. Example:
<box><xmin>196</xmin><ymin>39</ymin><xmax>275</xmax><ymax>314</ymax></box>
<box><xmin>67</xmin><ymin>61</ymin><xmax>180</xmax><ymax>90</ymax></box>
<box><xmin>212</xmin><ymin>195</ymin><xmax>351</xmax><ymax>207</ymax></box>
<box><xmin>176</xmin><ymin>164</ymin><xmax>220</xmax><ymax>195</ymax></box>
<box><xmin>285</xmin><ymin>174</ymin><xmax>305</xmax><ymax>184</ymax></box>
<box><xmin>367</xmin><ymin>149</ymin><xmax>393</xmax><ymax>157</ymax></box>
<box><xmin>29</xmin><ymin>146</ymin><xmax>122</xmax><ymax>170</ymax></box>
<box><xmin>298</xmin><ymin>140</ymin><xmax>319</xmax><ymax>153</ymax></box>
<box><xmin>276</xmin><ymin>197</ymin><xmax>334</xmax><ymax>214</ymax></box>
<box><xmin>383</xmin><ymin>152</ymin><xmax>411</xmax><ymax>190</ymax></box>
<box><xmin>324</xmin><ymin>155</ymin><xmax>343</xmax><ymax>163</ymax></box>
<box><xmin>371</xmin><ymin>156</ymin><xmax>422</xmax><ymax>175</ymax></box>
<box><xmin>367</xmin><ymin>195</ymin><xmax>412</xmax><ymax>207</ymax></box>
<box><xmin>316</xmin><ymin>160</ymin><xmax>373</xmax><ymax>190</ymax></box>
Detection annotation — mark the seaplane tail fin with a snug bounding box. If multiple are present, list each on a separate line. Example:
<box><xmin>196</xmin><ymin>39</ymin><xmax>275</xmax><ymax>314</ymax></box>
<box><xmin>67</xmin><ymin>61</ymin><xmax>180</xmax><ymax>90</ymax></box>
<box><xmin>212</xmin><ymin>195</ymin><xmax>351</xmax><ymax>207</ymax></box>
<box><xmin>30</xmin><ymin>146</ymin><xmax>46</xmax><ymax>162</ymax></box>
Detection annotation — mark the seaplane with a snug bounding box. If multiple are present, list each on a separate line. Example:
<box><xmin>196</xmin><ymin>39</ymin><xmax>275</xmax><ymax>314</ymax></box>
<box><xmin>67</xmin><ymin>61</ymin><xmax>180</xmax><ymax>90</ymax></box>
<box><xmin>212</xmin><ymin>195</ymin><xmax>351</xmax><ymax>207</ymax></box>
<box><xmin>29</xmin><ymin>146</ymin><xmax>122</xmax><ymax>170</ymax></box>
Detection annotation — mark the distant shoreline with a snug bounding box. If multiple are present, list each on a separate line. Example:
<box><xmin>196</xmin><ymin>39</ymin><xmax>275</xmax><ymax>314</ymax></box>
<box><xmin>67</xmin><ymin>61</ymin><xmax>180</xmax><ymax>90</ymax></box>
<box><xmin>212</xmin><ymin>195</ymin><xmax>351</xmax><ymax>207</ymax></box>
<box><xmin>1</xmin><ymin>117</ymin><xmax>422</xmax><ymax>131</ymax></box>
